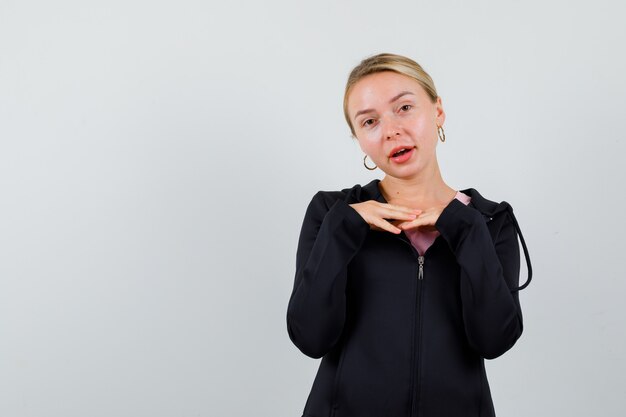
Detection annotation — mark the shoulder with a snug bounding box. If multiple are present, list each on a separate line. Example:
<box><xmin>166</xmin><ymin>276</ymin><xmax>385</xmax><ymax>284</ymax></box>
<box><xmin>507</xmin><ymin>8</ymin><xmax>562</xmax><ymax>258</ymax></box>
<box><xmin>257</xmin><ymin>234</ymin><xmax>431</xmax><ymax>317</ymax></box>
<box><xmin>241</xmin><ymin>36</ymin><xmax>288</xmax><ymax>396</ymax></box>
<box><xmin>460</xmin><ymin>187</ymin><xmax>514</xmax><ymax>219</ymax></box>
<box><xmin>300</xmin><ymin>182</ymin><xmax>374</xmax><ymax>230</ymax></box>
<box><xmin>310</xmin><ymin>179</ymin><xmax>381</xmax><ymax>208</ymax></box>
<box><xmin>460</xmin><ymin>188</ymin><xmax>522</xmax><ymax>244</ymax></box>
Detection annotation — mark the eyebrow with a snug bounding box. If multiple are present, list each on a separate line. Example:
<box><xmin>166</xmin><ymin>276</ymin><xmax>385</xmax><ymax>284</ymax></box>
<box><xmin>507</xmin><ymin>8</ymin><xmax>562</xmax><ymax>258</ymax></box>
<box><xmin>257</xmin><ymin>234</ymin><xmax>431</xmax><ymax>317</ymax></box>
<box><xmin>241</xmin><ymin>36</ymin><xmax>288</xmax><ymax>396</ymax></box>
<box><xmin>353</xmin><ymin>91</ymin><xmax>415</xmax><ymax>120</ymax></box>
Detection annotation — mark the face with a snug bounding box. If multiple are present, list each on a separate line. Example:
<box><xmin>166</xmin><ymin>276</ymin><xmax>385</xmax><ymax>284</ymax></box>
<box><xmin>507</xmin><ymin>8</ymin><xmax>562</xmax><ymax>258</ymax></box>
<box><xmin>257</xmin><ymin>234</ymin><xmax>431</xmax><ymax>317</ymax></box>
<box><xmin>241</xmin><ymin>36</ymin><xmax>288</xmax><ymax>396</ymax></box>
<box><xmin>347</xmin><ymin>71</ymin><xmax>445</xmax><ymax>180</ymax></box>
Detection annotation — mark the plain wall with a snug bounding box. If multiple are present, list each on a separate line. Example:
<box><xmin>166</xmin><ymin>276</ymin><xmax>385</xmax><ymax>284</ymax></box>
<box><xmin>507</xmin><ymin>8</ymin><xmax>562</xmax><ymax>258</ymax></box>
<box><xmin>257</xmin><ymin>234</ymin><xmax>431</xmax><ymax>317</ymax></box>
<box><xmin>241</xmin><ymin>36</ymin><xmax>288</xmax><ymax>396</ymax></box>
<box><xmin>1</xmin><ymin>0</ymin><xmax>625</xmax><ymax>416</ymax></box>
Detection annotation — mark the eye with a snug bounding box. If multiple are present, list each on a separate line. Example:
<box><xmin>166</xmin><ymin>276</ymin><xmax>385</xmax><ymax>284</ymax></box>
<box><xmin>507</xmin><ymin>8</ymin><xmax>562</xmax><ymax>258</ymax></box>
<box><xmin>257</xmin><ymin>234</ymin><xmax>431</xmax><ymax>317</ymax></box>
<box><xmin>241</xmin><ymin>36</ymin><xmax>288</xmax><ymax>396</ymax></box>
<box><xmin>400</xmin><ymin>104</ymin><xmax>412</xmax><ymax>112</ymax></box>
<box><xmin>362</xmin><ymin>118</ymin><xmax>376</xmax><ymax>127</ymax></box>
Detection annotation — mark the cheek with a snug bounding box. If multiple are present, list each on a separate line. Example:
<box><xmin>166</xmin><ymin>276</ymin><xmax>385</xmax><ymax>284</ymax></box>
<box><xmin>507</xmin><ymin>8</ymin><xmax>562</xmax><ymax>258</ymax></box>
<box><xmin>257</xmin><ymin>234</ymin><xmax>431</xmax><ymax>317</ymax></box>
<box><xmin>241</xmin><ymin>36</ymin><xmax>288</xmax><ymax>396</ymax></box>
<box><xmin>364</xmin><ymin>132</ymin><xmax>380</xmax><ymax>146</ymax></box>
<box><xmin>409</xmin><ymin>115</ymin><xmax>429</xmax><ymax>134</ymax></box>
<box><xmin>357</xmin><ymin>124</ymin><xmax>380</xmax><ymax>140</ymax></box>
<box><xmin>357</xmin><ymin>139</ymin><xmax>376</xmax><ymax>156</ymax></box>
<box><xmin>411</xmin><ymin>118</ymin><xmax>437</xmax><ymax>145</ymax></box>
<box><xmin>356</xmin><ymin>130</ymin><xmax>380</xmax><ymax>152</ymax></box>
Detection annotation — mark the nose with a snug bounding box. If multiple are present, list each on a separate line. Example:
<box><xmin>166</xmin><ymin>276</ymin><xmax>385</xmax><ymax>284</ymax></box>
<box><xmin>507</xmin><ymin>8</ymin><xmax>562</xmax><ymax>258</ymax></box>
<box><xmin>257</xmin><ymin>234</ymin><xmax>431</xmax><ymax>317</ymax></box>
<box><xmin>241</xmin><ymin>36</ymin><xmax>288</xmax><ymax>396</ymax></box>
<box><xmin>384</xmin><ymin>122</ymin><xmax>401</xmax><ymax>140</ymax></box>
<box><xmin>381</xmin><ymin>115</ymin><xmax>401</xmax><ymax>140</ymax></box>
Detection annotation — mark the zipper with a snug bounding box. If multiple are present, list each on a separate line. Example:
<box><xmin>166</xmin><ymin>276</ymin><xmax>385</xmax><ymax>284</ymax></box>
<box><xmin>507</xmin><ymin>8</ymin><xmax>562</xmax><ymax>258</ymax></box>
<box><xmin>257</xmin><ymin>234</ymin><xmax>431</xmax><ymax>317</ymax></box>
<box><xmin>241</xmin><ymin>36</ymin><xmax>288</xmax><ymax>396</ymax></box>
<box><xmin>393</xmin><ymin>234</ymin><xmax>425</xmax><ymax>417</ymax></box>
<box><xmin>418</xmin><ymin>255</ymin><xmax>424</xmax><ymax>280</ymax></box>
<box><xmin>411</xmin><ymin>254</ymin><xmax>425</xmax><ymax>417</ymax></box>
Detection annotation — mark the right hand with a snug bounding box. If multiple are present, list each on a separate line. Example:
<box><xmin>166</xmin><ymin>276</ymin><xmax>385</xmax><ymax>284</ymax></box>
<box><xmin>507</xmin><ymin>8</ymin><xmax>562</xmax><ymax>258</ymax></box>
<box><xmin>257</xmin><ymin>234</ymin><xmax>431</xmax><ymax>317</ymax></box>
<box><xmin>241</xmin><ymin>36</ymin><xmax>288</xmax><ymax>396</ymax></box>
<box><xmin>349</xmin><ymin>200</ymin><xmax>422</xmax><ymax>234</ymax></box>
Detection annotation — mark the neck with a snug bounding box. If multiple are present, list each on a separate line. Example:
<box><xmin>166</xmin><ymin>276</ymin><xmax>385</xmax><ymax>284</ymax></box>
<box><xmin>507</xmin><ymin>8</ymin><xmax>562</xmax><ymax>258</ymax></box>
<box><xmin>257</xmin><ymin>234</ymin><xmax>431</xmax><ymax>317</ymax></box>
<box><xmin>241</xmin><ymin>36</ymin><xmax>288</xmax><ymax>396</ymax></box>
<box><xmin>379</xmin><ymin>160</ymin><xmax>455</xmax><ymax>205</ymax></box>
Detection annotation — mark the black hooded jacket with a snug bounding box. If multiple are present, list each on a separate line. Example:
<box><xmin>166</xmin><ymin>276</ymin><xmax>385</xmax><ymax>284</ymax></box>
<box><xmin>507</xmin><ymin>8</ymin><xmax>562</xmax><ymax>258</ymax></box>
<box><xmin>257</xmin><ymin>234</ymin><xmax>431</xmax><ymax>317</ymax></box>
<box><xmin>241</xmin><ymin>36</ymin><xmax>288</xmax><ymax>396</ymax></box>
<box><xmin>286</xmin><ymin>179</ymin><xmax>532</xmax><ymax>417</ymax></box>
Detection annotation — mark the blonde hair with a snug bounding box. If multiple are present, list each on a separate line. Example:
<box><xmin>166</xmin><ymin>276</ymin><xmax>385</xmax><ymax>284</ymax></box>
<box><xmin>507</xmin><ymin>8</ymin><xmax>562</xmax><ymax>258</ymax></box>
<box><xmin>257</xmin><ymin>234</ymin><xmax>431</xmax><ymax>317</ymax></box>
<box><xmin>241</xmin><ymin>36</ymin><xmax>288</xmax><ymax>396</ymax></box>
<box><xmin>343</xmin><ymin>53</ymin><xmax>439</xmax><ymax>136</ymax></box>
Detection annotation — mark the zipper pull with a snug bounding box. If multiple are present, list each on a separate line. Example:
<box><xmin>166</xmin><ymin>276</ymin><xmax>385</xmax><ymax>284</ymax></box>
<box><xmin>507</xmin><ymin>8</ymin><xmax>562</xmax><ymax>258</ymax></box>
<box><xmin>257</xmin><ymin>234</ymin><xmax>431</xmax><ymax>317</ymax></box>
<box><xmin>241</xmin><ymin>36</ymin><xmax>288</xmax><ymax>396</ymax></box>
<box><xmin>418</xmin><ymin>255</ymin><xmax>424</xmax><ymax>280</ymax></box>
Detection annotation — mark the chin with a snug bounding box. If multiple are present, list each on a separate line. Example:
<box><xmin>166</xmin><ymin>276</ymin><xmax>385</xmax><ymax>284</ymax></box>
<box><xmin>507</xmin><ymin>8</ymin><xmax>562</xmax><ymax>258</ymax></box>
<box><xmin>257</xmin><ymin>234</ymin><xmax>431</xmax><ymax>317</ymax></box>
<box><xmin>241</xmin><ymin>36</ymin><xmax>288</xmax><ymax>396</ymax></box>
<box><xmin>385</xmin><ymin>165</ymin><xmax>422</xmax><ymax>180</ymax></box>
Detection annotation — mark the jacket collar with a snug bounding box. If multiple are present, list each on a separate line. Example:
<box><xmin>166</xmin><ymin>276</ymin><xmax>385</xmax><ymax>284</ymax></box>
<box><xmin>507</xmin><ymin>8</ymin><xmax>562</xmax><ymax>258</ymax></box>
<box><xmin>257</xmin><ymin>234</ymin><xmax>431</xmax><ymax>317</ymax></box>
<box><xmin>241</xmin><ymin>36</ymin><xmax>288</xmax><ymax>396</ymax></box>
<box><xmin>360</xmin><ymin>179</ymin><xmax>506</xmax><ymax>216</ymax></box>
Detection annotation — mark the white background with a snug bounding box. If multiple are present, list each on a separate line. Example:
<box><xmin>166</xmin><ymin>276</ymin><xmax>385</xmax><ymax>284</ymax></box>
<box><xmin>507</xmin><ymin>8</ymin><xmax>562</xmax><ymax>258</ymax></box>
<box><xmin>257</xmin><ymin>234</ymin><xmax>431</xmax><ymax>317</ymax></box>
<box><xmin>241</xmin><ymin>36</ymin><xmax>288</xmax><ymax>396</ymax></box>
<box><xmin>1</xmin><ymin>0</ymin><xmax>625</xmax><ymax>416</ymax></box>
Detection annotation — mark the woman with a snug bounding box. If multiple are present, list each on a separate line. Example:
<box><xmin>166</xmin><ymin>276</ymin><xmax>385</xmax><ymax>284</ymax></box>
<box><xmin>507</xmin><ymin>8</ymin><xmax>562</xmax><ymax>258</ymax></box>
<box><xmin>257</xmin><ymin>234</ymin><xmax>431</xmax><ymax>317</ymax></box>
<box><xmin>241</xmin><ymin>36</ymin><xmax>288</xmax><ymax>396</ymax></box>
<box><xmin>286</xmin><ymin>53</ymin><xmax>532</xmax><ymax>417</ymax></box>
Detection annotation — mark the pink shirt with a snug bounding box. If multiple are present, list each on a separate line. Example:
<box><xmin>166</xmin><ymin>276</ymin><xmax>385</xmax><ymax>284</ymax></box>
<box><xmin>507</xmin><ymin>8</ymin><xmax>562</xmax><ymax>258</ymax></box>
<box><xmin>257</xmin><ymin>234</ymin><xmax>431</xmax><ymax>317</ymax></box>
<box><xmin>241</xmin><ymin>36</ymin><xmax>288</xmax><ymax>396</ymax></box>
<box><xmin>404</xmin><ymin>191</ymin><xmax>472</xmax><ymax>256</ymax></box>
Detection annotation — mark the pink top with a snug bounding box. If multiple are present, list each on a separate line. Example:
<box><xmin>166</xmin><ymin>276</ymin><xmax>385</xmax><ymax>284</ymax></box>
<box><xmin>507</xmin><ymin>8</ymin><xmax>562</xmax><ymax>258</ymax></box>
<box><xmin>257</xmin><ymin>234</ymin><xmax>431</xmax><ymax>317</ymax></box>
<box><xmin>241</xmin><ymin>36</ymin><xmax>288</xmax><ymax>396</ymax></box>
<box><xmin>404</xmin><ymin>191</ymin><xmax>471</xmax><ymax>256</ymax></box>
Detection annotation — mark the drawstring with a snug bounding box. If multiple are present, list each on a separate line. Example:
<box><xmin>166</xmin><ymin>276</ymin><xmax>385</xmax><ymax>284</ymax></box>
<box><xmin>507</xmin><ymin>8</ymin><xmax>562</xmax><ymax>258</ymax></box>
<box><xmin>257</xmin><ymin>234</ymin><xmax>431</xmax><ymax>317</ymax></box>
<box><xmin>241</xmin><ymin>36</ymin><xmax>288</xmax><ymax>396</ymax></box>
<box><xmin>502</xmin><ymin>203</ymin><xmax>533</xmax><ymax>291</ymax></box>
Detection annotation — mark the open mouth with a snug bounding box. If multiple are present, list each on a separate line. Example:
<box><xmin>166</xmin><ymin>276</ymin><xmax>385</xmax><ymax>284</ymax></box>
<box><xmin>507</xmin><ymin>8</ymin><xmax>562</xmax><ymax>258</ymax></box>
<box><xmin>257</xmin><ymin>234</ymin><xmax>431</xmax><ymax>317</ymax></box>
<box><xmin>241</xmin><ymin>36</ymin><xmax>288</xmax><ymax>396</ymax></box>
<box><xmin>390</xmin><ymin>147</ymin><xmax>414</xmax><ymax>158</ymax></box>
<box><xmin>391</xmin><ymin>149</ymin><xmax>409</xmax><ymax>158</ymax></box>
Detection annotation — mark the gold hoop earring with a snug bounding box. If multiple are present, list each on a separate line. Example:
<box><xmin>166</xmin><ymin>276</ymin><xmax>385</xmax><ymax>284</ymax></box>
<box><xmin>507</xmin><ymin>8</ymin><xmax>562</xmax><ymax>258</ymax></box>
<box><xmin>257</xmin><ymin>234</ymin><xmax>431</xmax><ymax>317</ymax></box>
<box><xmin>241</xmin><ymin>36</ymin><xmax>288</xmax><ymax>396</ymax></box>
<box><xmin>437</xmin><ymin>125</ymin><xmax>446</xmax><ymax>142</ymax></box>
<box><xmin>363</xmin><ymin>155</ymin><xmax>377</xmax><ymax>171</ymax></box>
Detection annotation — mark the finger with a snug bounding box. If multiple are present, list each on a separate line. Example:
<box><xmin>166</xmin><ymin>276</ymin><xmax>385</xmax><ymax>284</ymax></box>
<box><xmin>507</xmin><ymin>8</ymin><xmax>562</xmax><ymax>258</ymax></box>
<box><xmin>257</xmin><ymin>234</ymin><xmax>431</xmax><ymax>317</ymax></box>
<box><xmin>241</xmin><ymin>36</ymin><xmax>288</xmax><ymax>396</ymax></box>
<box><xmin>376</xmin><ymin>202</ymin><xmax>422</xmax><ymax>215</ymax></box>
<box><xmin>394</xmin><ymin>220</ymin><xmax>411</xmax><ymax>229</ymax></box>
<box><xmin>379</xmin><ymin>207</ymin><xmax>421</xmax><ymax>221</ymax></box>
<box><xmin>388</xmin><ymin>205</ymin><xmax>422</xmax><ymax>214</ymax></box>
<box><xmin>399</xmin><ymin>217</ymin><xmax>433</xmax><ymax>230</ymax></box>
<box><xmin>383</xmin><ymin>213</ymin><xmax>420</xmax><ymax>223</ymax></box>
<box><xmin>373</xmin><ymin>218</ymin><xmax>402</xmax><ymax>234</ymax></box>
<box><xmin>396</xmin><ymin>220</ymin><xmax>418</xmax><ymax>230</ymax></box>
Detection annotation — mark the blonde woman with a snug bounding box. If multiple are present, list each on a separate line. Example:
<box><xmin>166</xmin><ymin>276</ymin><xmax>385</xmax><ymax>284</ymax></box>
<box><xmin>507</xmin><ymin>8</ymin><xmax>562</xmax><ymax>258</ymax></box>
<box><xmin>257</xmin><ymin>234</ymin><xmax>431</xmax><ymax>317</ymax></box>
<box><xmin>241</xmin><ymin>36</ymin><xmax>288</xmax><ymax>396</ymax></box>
<box><xmin>286</xmin><ymin>53</ymin><xmax>532</xmax><ymax>417</ymax></box>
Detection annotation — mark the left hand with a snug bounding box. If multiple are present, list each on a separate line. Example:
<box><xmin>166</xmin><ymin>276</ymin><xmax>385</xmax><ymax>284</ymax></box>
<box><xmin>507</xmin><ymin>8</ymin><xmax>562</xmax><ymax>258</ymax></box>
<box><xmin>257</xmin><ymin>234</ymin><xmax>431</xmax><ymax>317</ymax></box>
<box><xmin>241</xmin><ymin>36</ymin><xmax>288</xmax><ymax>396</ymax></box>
<box><xmin>394</xmin><ymin>205</ymin><xmax>447</xmax><ymax>232</ymax></box>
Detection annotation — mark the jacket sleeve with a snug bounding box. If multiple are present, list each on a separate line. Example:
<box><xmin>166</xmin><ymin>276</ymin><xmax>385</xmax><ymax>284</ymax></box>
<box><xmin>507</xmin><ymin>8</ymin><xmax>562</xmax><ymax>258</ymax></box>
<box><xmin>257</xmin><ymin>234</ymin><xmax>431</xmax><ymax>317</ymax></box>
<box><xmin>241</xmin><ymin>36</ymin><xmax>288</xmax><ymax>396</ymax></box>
<box><xmin>435</xmin><ymin>199</ymin><xmax>523</xmax><ymax>359</ymax></box>
<box><xmin>286</xmin><ymin>191</ymin><xmax>370</xmax><ymax>359</ymax></box>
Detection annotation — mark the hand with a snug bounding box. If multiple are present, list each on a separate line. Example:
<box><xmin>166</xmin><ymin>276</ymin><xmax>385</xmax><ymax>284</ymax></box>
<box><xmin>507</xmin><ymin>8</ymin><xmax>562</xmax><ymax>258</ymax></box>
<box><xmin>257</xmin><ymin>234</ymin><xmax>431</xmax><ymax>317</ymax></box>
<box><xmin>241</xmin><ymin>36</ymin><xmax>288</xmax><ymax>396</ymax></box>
<box><xmin>395</xmin><ymin>205</ymin><xmax>446</xmax><ymax>232</ymax></box>
<box><xmin>349</xmin><ymin>200</ymin><xmax>422</xmax><ymax>234</ymax></box>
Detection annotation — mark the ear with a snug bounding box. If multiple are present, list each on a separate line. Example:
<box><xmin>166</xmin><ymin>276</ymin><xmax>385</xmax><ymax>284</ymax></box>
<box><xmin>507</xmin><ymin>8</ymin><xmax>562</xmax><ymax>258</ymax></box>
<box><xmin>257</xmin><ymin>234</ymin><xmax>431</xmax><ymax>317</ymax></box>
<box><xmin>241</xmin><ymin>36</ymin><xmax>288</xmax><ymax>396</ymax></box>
<box><xmin>435</xmin><ymin>96</ymin><xmax>445</xmax><ymax>127</ymax></box>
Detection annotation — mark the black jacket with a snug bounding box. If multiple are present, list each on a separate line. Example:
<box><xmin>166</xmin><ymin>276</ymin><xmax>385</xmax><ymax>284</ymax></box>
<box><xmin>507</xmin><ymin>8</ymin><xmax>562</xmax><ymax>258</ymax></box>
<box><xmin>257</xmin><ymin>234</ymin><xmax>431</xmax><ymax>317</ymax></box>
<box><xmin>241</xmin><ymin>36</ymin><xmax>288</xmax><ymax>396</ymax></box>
<box><xmin>286</xmin><ymin>179</ymin><xmax>532</xmax><ymax>417</ymax></box>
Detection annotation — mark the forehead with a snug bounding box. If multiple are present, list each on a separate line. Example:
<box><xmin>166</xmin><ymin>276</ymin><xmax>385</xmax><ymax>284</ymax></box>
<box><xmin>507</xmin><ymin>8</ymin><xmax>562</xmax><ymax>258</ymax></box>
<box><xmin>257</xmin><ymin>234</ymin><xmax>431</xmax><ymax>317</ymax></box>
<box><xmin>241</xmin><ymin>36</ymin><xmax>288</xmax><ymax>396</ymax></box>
<box><xmin>348</xmin><ymin>71</ymin><xmax>428</xmax><ymax>113</ymax></box>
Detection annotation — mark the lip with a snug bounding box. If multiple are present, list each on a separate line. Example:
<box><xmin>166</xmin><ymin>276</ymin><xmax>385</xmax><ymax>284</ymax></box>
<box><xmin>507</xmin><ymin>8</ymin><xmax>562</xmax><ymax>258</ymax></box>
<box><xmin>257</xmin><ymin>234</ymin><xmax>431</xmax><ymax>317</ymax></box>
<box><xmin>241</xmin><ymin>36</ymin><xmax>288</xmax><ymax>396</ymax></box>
<box><xmin>388</xmin><ymin>145</ymin><xmax>416</xmax><ymax>158</ymax></box>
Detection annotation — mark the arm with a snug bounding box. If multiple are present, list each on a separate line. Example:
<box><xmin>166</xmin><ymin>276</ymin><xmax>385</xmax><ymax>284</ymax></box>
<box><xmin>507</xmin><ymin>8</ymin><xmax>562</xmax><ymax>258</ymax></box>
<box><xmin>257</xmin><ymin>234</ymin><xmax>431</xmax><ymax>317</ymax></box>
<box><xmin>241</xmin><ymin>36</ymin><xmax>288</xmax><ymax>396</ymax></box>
<box><xmin>435</xmin><ymin>199</ymin><xmax>523</xmax><ymax>359</ymax></box>
<box><xmin>286</xmin><ymin>191</ymin><xmax>370</xmax><ymax>359</ymax></box>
